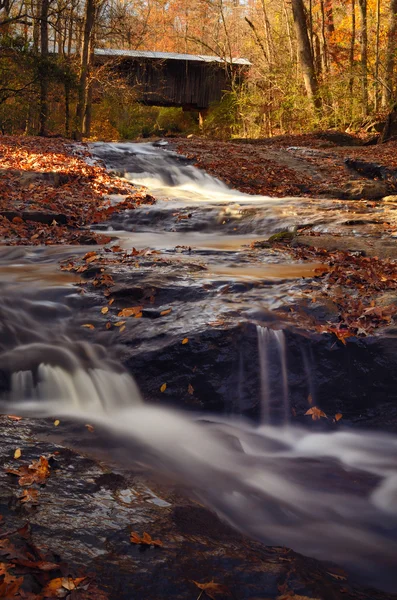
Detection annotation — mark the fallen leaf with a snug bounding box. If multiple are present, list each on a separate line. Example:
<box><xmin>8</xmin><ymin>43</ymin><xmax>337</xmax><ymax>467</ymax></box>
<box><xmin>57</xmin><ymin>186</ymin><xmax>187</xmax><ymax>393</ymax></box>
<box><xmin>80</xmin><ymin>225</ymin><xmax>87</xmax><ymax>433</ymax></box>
<box><xmin>118</xmin><ymin>306</ymin><xmax>143</xmax><ymax>318</ymax></box>
<box><xmin>335</xmin><ymin>413</ymin><xmax>343</xmax><ymax>422</ymax></box>
<box><xmin>119</xmin><ymin>325</ymin><xmax>126</xmax><ymax>332</ymax></box>
<box><xmin>14</xmin><ymin>449</ymin><xmax>21</xmax><ymax>459</ymax></box>
<box><xmin>42</xmin><ymin>576</ymin><xmax>87</xmax><ymax>597</ymax></box>
<box><xmin>160</xmin><ymin>383</ymin><xmax>167</xmax><ymax>392</ymax></box>
<box><xmin>160</xmin><ymin>308</ymin><xmax>172</xmax><ymax>316</ymax></box>
<box><xmin>101</xmin><ymin>306</ymin><xmax>109</xmax><ymax>315</ymax></box>
<box><xmin>305</xmin><ymin>406</ymin><xmax>327</xmax><ymax>421</ymax></box>
<box><xmin>7</xmin><ymin>415</ymin><xmax>22</xmax><ymax>421</ymax></box>
<box><xmin>182</xmin><ymin>338</ymin><xmax>189</xmax><ymax>344</ymax></box>
<box><xmin>54</xmin><ymin>419</ymin><xmax>60</xmax><ymax>426</ymax></box>
<box><xmin>188</xmin><ymin>384</ymin><xmax>194</xmax><ymax>395</ymax></box>
<box><xmin>114</xmin><ymin>321</ymin><xmax>126</xmax><ymax>327</ymax></box>
<box><xmin>19</xmin><ymin>488</ymin><xmax>39</xmax><ymax>505</ymax></box>
<box><xmin>81</xmin><ymin>323</ymin><xmax>95</xmax><ymax>329</ymax></box>
<box><xmin>85</xmin><ymin>424</ymin><xmax>94</xmax><ymax>433</ymax></box>
<box><xmin>192</xmin><ymin>580</ymin><xmax>232</xmax><ymax>599</ymax></box>
<box><xmin>130</xmin><ymin>531</ymin><xmax>163</xmax><ymax>547</ymax></box>
<box><xmin>108</xmin><ymin>298</ymin><xmax>114</xmax><ymax>306</ymax></box>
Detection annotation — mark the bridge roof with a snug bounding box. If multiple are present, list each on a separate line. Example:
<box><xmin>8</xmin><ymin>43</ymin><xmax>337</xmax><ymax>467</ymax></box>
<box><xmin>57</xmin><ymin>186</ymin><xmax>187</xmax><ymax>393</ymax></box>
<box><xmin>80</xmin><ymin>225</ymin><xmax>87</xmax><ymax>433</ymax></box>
<box><xmin>94</xmin><ymin>48</ymin><xmax>251</xmax><ymax>66</ymax></box>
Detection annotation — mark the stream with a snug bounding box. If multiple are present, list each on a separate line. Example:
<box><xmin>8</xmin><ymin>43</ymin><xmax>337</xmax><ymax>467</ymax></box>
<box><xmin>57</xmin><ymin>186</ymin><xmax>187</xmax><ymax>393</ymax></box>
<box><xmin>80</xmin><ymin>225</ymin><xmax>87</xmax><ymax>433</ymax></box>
<box><xmin>1</xmin><ymin>141</ymin><xmax>397</xmax><ymax>593</ymax></box>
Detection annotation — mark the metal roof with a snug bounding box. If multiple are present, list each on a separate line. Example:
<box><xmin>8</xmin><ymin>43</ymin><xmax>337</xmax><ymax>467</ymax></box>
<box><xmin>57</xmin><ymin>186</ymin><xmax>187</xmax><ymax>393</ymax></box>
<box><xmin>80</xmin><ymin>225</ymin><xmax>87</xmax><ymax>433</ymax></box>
<box><xmin>94</xmin><ymin>48</ymin><xmax>251</xmax><ymax>65</ymax></box>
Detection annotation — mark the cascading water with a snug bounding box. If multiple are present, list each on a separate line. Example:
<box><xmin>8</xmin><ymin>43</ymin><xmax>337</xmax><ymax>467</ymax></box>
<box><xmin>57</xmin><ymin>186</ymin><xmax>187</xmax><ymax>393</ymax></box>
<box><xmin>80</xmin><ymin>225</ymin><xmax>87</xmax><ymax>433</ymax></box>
<box><xmin>257</xmin><ymin>325</ymin><xmax>289</xmax><ymax>425</ymax></box>
<box><xmin>1</xmin><ymin>147</ymin><xmax>397</xmax><ymax>593</ymax></box>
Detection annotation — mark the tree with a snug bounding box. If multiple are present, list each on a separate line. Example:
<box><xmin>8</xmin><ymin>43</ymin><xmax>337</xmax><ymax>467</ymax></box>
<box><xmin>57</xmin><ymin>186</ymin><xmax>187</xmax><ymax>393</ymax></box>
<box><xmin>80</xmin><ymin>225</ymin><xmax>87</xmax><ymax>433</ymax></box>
<box><xmin>74</xmin><ymin>0</ymin><xmax>96</xmax><ymax>139</ymax></box>
<box><xmin>357</xmin><ymin>0</ymin><xmax>368</xmax><ymax>116</ymax></box>
<box><xmin>382</xmin><ymin>0</ymin><xmax>397</xmax><ymax>108</ymax></box>
<box><xmin>291</xmin><ymin>0</ymin><xmax>321</xmax><ymax>110</ymax></box>
<box><xmin>38</xmin><ymin>0</ymin><xmax>49</xmax><ymax>135</ymax></box>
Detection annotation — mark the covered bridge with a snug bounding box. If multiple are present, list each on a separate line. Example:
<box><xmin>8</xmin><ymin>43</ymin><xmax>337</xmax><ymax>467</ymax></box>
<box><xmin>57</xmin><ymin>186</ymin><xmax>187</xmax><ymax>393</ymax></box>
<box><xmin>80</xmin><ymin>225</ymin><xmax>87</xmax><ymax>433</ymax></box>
<box><xmin>94</xmin><ymin>49</ymin><xmax>250</xmax><ymax>111</ymax></box>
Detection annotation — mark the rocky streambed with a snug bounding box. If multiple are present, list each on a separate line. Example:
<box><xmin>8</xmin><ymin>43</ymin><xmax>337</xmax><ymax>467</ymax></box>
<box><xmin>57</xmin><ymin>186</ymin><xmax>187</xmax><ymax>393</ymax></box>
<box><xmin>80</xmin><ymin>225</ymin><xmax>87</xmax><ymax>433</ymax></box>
<box><xmin>1</xmin><ymin>139</ymin><xmax>397</xmax><ymax>599</ymax></box>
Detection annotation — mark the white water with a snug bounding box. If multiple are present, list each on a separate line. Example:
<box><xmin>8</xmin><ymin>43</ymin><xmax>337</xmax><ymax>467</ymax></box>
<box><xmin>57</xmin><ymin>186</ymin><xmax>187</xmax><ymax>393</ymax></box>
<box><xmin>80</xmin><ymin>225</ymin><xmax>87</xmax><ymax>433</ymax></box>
<box><xmin>3</xmin><ymin>356</ymin><xmax>397</xmax><ymax>589</ymax></box>
<box><xmin>257</xmin><ymin>326</ymin><xmax>289</xmax><ymax>425</ymax></box>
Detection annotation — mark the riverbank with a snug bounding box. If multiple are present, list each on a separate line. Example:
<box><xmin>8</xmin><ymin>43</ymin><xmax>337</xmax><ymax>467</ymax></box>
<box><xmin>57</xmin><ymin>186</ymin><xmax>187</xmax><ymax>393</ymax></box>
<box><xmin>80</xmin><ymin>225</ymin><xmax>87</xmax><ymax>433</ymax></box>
<box><xmin>0</xmin><ymin>136</ymin><xmax>155</xmax><ymax>245</ymax></box>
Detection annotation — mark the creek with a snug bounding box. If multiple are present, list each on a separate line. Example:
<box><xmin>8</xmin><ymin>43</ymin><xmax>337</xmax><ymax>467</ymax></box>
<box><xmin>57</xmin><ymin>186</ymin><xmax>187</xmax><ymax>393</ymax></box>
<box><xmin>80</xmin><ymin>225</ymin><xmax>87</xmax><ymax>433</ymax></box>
<box><xmin>0</xmin><ymin>141</ymin><xmax>397</xmax><ymax>593</ymax></box>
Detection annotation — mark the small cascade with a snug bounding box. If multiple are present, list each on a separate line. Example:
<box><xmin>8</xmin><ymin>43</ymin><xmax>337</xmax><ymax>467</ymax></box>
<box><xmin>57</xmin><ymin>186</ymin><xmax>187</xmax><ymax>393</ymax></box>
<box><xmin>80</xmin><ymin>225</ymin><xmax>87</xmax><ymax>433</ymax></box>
<box><xmin>9</xmin><ymin>363</ymin><xmax>141</xmax><ymax>413</ymax></box>
<box><xmin>256</xmin><ymin>325</ymin><xmax>289</xmax><ymax>425</ymax></box>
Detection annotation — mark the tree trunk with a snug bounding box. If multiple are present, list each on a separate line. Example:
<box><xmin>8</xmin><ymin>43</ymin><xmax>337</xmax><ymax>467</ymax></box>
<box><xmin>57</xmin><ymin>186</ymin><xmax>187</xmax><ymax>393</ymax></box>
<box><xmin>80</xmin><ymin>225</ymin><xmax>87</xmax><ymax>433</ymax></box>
<box><xmin>374</xmin><ymin>0</ymin><xmax>381</xmax><ymax>112</ymax></box>
<box><xmin>358</xmin><ymin>0</ymin><xmax>368</xmax><ymax>117</ymax></box>
<box><xmin>349</xmin><ymin>0</ymin><xmax>356</xmax><ymax>119</ymax></box>
<box><xmin>74</xmin><ymin>0</ymin><xmax>95</xmax><ymax>140</ymax></box>
<box><xmin>291</xmin><ymin>0</ymin><xmax>321</xmax><ymax>109</ymax></box>
<box><xmin>379</xmin><ymin>104</ymin><xmax>397</xmax><ymax>143</ymax></box>
<box><xmin>382</xmin><ymin>0</ymin><xmax>397</xmax><ymax>107</ymax></box>
<box><xmin>38</xmin><ymin>0</ymin><xmax>49</xmax><ymax>136</ymax></box>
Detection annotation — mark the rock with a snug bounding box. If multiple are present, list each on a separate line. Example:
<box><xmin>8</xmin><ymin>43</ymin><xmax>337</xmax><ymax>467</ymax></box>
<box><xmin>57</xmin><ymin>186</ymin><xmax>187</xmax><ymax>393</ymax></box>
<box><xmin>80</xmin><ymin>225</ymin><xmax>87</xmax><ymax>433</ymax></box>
<box><xmin>342</xmin><ymin>180</ymin><xmax>389</xmax><ymax>200</ymax></box>
<box><xmin>268</xmin><ymin>230</ymin><xmax>296</xmax><ymax>244</ymax></box>
<box><xmin>19</xmin><ymin>171</ymin><xmax>72</xmax><ymax>187</ymax></box>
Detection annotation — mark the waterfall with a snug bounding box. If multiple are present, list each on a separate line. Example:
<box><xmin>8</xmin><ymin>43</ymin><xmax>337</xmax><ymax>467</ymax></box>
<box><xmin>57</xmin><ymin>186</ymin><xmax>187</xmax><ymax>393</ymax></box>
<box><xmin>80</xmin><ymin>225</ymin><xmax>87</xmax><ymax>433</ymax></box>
<box><xmin>257</xmin><ymin>325</ymin><xmax>289</xmax><ymax>425</ymax></box>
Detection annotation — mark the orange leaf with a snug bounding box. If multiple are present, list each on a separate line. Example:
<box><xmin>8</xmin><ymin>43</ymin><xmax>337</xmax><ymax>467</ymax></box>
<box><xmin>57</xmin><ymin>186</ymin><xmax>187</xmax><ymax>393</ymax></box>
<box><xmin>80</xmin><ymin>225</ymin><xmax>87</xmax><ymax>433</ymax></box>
<box><xmin>305</xmin><ymin>406</ymin><xmax>327</xmax><ymax>421</ymax></box>
<box><xmin>118</xmin><ymin>306</ymin><xmax>143</xmax><ymax>317</ymax></box>
<box><xmin>182</xmin><ymin>338</ymin><xmax>189</xmax><ymax>345</ymax></box>
<box><xmin>335</xmin><ymin>413</ymin><xmax>343</xmax><ymax>422</ymax></box>
<box><xmin>101</xmin><ymin>306</ymin><xmax>109</xmax><ymax>315</ymax></box>
<box><xmin>7</xmin><ymin>415</ymin><xmax>22</xmax><ymax>421</ymax></box>
<box><xmin>130</xmin><ymin>531</ymin><xmax>162</xmax><ymax>547</ymax></box>
<box><xmin>85</xmin><ymin>424</ymin><xmax>94</xmax><ymax>433</ymax></box>
<box><xmin>81</xmin><ymin>323</ymin><xmax>95</xmax><ymax>329</ymax></box>
<box><xmin>160</xmin><ymin>383</ymin><xmax>167</xmax><ymax>393</ymax></box>
<box><xmin>192</xmin><ymin>580</ymin><xmax>232</xmax><ymax>599</ymax></box>
<box><xmin>160</xmin><ymin>308</ymin><xmax>172</xmax><ymax>316</ymax></box>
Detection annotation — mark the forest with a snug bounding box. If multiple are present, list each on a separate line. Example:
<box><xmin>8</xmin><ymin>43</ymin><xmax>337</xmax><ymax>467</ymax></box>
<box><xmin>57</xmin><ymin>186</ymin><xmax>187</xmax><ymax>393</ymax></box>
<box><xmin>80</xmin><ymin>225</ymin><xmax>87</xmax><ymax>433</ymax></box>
<box><xmin>1</xmin><ymin>0</ymin><xmax>397</xmax><ymax>140</ymax></box>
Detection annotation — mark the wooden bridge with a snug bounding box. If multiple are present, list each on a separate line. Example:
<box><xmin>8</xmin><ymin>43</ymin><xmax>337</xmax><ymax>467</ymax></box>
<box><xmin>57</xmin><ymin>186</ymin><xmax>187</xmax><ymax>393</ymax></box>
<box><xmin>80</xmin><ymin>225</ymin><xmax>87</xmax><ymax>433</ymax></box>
<box><xmin>94</xmin><ymin>49</ymin><xmax>250</xmax><ymax>111</ymax></box>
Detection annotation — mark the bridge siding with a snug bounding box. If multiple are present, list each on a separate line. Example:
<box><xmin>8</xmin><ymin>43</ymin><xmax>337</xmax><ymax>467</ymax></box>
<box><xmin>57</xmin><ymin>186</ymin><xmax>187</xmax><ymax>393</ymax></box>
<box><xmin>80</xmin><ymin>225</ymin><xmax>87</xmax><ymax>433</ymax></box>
<box><xmin>100</xmin><ymin>57</ymin><xmax>241</xmax><ymax>110</ymax></box>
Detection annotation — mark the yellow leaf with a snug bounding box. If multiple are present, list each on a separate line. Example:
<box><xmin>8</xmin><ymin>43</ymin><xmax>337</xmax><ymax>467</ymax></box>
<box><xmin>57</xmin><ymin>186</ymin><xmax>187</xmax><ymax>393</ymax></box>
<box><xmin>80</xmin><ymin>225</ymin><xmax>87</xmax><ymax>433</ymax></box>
<box><xmin>160</xmin><ymin>308</ymin><xmax>172</xmax><ymax>316</ymax></box>
<box><xmin>114</xmin><ymin>321</ymin><xmax>126</xmax><ymax>327</ymax></box>
<box><xmin>335</xmin><ymin>413</ymin><xmax>343</xmax><ymax>422</ymax></box>
<box><xmin>14</xmin><ymin>448</ymin><xmax>21</xmax><ymax>459</ymax></box>
<box><xmin>119</xmin><ymin>325</ymin><xmax>126</xmax><ymax>332</ymax></box>
<box><xmin>54</xmin><ymin>420</ymin><xmax>60</xmax><ymax>427</ymax></box>
<box><xmin>81</xmin><ymin>323</ymin><xmax>95</xmax><ymax>329</ymax></box>
<box><xmin>160</xmin><ymin>383</ymin><xmax>167</xmax><ymax>392</ymax></box>
<box><xmin>182</xmin><ymin>338</ymin><xmax>189</xmax><ymax>345</ymax></box>
<box><xmin>101</xmin><ymin>306</ymin><xmax>109</xmax><ymax>315</ymax></box>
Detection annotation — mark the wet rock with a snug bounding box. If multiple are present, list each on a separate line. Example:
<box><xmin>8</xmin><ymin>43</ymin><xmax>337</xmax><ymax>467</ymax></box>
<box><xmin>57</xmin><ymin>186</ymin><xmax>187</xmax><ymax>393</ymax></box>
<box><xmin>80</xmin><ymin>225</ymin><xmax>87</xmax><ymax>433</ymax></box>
<box><xmin>0</xmin><ymin>417</ymin><xmax>395</xmax><ymax>600</ymax></box>
<box><xmin>342</xmin><ymin>180</ymin><xmax>389</xmax><ymax>200</ymax></box>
